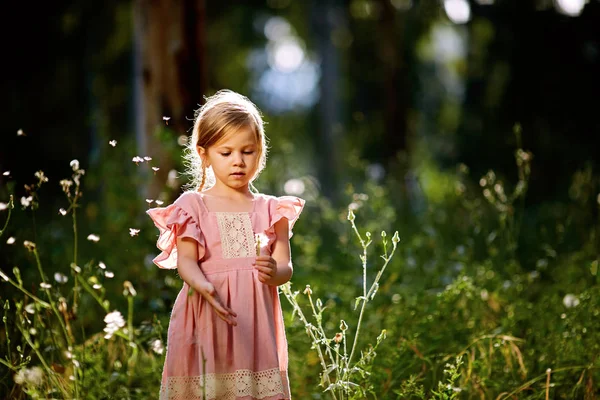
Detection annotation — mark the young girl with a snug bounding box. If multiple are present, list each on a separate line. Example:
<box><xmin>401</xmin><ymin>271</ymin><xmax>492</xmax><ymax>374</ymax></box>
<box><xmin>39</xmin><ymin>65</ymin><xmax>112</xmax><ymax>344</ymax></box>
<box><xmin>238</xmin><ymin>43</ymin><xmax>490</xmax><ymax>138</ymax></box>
<box><xmin>147</xmin><ymin>90</ymin><xmax>304</xmax><ymax>400</ymax></box>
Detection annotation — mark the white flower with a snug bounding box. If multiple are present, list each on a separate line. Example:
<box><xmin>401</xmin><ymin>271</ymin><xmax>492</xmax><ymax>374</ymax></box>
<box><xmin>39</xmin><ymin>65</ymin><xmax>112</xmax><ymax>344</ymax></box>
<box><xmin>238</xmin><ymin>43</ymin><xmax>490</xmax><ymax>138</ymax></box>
<box><xmin>14</xmin><ymin>366</ymin><xmax>43</xmax><ymax>386</ymax></box>
<box><xmin>104</xmin><ymin>311</ymin><xmax>126</xmax><ymax>339</ymax></box>
<box><xmin>563</xmin><ymin>294</ymin><xmax>580</xmax><ymax>308</ymax></box>
<box><xmin>2</xmin><ymin>171</ymin><xmax>10</xmax><ymax>176</ymax></box>
<box><xmin>129</xmin><ymin>228</ymin><xmax>140</xmax><ymax>237</ymax></box>
<box><xmin>132</xmin><ymin>156</ymin><xmax>144</xmax><ymax>164</ymax></box>
<box><xmin>34</xmin><ymin>171</ymin><xmax>48</xmax><ymax>183</ymax></box>
<box><xmin>70</xmin><ymin>159</ymin><xmax>80</xmax><ymax>171</ymax></box>
<box><xmin>25</xmin><ymin>304</ymin><xmax>36</xmax><ymax>314</ymax></box>
<box><xmin>87</xmin><ymin>234</ymin><xmax>100</xmax><ymax>242</ymax></box>
<box><xmin>151</xmin><ymin>339</ymin><xmax>164</xmax><ymax>355</ymax></box>
<box><xmin>6</xmin><ymin>237</ymin><xmax>15</xmax><ymax>245</ymax></box>
<box><xmin>21</xmin><ymin>196</ymin><xmax>33</xmax><ymax>208</ymax></box>
<box><xmin>23</xmin><ymin>241</ymin><xmax>36</xmax><ymax>252</ymax></box>
<box><xmin>0</xmin><ymin>202</ymin><xmax>7</xmax><ymax>211</ymax></box>
<box><xmin>105</xmin><ymin>271</ymin><xmax>114</xmax><ymax>278</ymax></box>
<box><xmin>155</xmin><ymin>200</ymin><xmax>164</xmax><ymax>206</ymax></box>
<box><xmin>17</xmin><ymin>129</ymin><xmax>25</xmax><ymax>136</ymax></box>
<box><xmin>54</xmin><ymin>273</ymin><xmax>68</xmax><ymax>284</ymax></box>
<box><xmin>59</xmin><ymin>208</ymin><xmax>67</xmax><ymax>216</ymax></box>
<box><xmin>40</xmin><ymin>282</ymin><xmax>52</xmax><ymax>290</ymax></box>
<box><xmin>152</xmin><ymin>167</ymin><xmax>160</xmax><ymax>172</ymax></box>
<box><xmin>145</xmin><ymin>199</ymin><xmax>154</xmax><ymax>204</ymax></box>
<box><xmin>109</xmin><ymin>140</ymin><xmax>117</xmax><ymax>147</ymax></box>
<box><xmin>98</xmin><ymin>261</ymin><xmax>107</xmax><ymax>270</ymax></box>
<box><xmin>143</xmin><ymin>156</ymin><xmax>152</xmax><ymax>161</ymax></box>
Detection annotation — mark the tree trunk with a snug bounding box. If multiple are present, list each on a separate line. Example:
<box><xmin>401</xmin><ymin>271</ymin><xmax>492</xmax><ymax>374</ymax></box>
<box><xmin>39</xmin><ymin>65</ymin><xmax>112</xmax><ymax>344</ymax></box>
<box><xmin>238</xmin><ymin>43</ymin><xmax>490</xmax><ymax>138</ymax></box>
<box><xmin>133</xmin><ymin>0</ymin><xmax>208</xmax><ymax>199</ymax></box>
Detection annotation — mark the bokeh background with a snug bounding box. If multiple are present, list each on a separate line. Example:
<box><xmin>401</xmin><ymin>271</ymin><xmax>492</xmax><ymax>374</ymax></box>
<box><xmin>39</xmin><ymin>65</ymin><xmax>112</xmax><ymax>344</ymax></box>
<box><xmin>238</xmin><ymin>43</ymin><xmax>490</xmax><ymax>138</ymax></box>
<box><xmin>1</xmin><ymin>0</ymin><xmax>599</xmax><ymax>398</ymax></box>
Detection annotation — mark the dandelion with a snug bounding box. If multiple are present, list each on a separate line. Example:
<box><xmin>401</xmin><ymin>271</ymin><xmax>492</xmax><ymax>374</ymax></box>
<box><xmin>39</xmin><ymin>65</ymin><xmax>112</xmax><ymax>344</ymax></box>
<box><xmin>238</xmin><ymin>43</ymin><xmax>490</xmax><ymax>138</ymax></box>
<box><xmin>20</xmin><ymin>196</ymin><xmax>33</xmax><ymax>208</ymax></box>
<box><xmin>6</xmin><ymin>237</ymin><xmax>15</xmax><ymax>245</ymax></box>
<box><xmin>129</xmin><ymin>228</ymin><xmax>140</xmax><ymax>237</ymax></box>
<box><xmin>54</xmin><ymin>273</ymin><xmax>68</xmax><ymax>284</ymax></box>
<box><xmin>23</xmin><ymin>241</ymin><xmax>36</xmax><ymax>252</ymax></box>
<box><xmin>109</xmin><ymin>140</ymin><xmax>117</xmax><ymax>147</ymax></box>
<box><xmin>98</xmin><ymin>261</ymin><xmax>107</xmax><ymax>270</ymax></box>
<box><xmin>40</xmin><ymin>282</ymin><xmax>51</xmax><ymax>290</ymax></box>
<box><xmin>155</xmin><ymin>200</ymin><xmax>164</xmax><ymax>206</ymax></box>
<box><xmin>14</xmin><ymin>366</ymin><xmax>43</xmax><ymax>386</ymax></box>
<box><xmin>87</xmin><ymin>234</ymin><xmax>100</xmax><ymax>242</ymax></box>
<box><xmin>0</xmin><ymin>202</ymin><xmax>7</xmax><ymax>211</ymax></box>
<box><xmin>104</xmin><ymin>311</ymin><xmax>126</xmax><ymax>339</ymax></box>
<box><xmin>70</xmin><ymin>159</ymin><xmax>80</xmax><ymax>171</ymax></box>
<box><xmin>151</xmin><ymin>339</ymin><xmax>164</xmax><ymax>355</ymax></box>
<box><xmin>59</xmin><ymin>208</ymin><xmax>67</xmax><ymax>216</ymax></box>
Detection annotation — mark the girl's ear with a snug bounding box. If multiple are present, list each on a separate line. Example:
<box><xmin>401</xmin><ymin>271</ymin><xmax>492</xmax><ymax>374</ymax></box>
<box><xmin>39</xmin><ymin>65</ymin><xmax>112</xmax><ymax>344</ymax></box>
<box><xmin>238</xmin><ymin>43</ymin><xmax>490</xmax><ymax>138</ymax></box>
<box><xmin>197</xmin><ymin>146</ymin><xmax>209</xmax><ymax>166</ymax></box>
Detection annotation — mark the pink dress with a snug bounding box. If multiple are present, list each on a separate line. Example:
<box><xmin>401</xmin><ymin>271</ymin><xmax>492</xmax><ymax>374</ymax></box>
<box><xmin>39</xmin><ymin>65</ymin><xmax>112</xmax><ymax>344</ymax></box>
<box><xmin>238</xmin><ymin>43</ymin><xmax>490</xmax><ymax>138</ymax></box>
<box><xmin>147</xmin><ymin>192</ymin><xmax>304</xmax><ymax>400</ymax></box>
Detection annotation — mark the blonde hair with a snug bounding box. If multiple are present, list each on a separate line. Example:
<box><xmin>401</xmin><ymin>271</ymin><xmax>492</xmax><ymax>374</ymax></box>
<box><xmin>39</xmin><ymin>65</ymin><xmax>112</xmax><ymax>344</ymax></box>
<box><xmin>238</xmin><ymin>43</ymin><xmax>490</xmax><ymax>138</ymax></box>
<box><xmin>183</xmin><ymin>89</ymin><xmax>268</xmax><ymax>192</ymax></box>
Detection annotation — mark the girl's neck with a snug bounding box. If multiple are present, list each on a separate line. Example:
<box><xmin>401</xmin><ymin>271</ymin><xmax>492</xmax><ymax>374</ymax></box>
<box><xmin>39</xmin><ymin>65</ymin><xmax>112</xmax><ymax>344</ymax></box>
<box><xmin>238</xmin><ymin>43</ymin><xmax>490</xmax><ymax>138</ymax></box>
<box><xmin>201</xmin><ymin>185</ymin><xmax>254</xmax><ymax>202</ymax></box>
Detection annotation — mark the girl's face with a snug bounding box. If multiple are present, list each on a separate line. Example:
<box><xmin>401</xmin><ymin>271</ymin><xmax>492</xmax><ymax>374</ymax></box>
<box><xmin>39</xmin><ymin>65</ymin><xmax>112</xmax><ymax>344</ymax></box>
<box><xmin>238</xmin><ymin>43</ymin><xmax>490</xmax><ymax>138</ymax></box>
<box><xmin>198</xmin><ymin>126</ymin><xmax>260</xmax><ymax>192</ymax></box>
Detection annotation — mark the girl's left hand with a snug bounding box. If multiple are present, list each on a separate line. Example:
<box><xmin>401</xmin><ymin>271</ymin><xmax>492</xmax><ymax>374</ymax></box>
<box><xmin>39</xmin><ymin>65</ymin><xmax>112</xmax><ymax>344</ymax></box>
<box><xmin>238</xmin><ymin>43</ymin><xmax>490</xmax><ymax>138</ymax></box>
<box><xmin>254</xmin><ymin>256</ymin><xmax>277</xmax><ymax>283</ymax></box>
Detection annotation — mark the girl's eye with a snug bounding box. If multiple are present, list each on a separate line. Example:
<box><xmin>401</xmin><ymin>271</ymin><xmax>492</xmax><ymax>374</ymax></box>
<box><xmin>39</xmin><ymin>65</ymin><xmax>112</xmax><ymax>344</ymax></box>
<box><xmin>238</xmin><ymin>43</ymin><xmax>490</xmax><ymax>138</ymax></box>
<box><xmin>220</xmin><ymin>153</ymin><xmax>231</xmax><ymax>157</ymax></box>
<box><xmin>243</xmin><ymin>151</ymin><xmax>255</xmax><ymax>155</ymax></box>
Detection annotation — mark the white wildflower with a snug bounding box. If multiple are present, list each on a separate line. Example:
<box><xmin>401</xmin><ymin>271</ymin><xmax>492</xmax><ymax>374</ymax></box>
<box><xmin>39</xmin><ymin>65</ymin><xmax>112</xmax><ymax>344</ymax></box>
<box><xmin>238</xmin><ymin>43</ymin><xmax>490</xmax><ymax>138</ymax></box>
<box><xmin>144</xmin><ymin>156</ymin><xmax>152</xmax><ymax>161</ymax></box>
<box><xmin>152</xmin><ymin>167</ymin><xmax>160</xmax><ymax>172</ymax></box>
<box><xmin>6</xmin><ymin>237</ymin><xmax>15</xmax><ymax>245</ymax></box>
<box><xmin>98</xmin><ymin>261</ymin><xmax>107</xmax><ymax>270</ymax></box>
<box><xmin>70</xmin><ymin>159</ymin><xmax>80</xmax><ymax>171</ymax></box>
<box><xmin>14</xmin><ymin>366</ymin><xmax>43</xmax><ymax>386</ymax></box>
<box><xmin>0</xmin><ymin>202</ymin><xmax>7</xmax><ymax>211</ymax></box>
<box><xmin>20</xmin><ymin>196</ymin><xmax>33</xmax><ymax>208</ymax></box>
<box><xmin>129</xmin><ymin>228</ymin><xmax>140</xmax><ymax>237</ymax></box>
<box><xmin>151</xmin><ymin>339</ymin><xmax>164</xmax><ymax>355</ymax></box>
<box><xmin>2</xmin><ymin>171</ymin><xmax>10</xmax><ymax>176</ymax></box>
<box><xmin>25</xmin><ymin>303</ymin><xmax>36</xmax><ymax>314</ymax></box>
<box><xmin>40</xmin><ymin>282</ymin><xmax>51</xmax><ymax>290</ymax></box>
<box><xmin>103</xmin><ymin>311</ymin><xmax>126</xmax><ymax>339</ymax></box>
<box><xmin>155</xmin><ymin>200</ymin><xmax>164</xmax><ymax>206</ymax></box>
<box><xmin>17</xmin><ymin>129</ymin><xmax>25</xmax><ymax>136</ymax></box>
<box><xmin>109</xmin><ymin>140</ymin><xmax>117</xmax><ymax>147</ymax></box>
<box><xmin>54</xmin><ymin>273</ymin><xmax>68</xmax><ymax>284</ymax></box>
<box><xmin>105</xmin><ymin>271</ymin><xmax>114</xmax><ymax>278</ymax></box>
<box><xmin>23</xmin><ymin>241</ymin><xmax>36</xmax><ymax>252</ymax></box>
<box><xmin>34</xmin><ymin>171</ymin><xmax>48</xmax><ymax>183</ymax></box>
<box><xmin>563</xmin><ymin>294</ymin><xmax>580</xmax><ymax>308</ymax></box>
<box><xmin>59</xmin><ymin>208</ymin><xmax>67</xmax><ymax>216</ymax></box>
<box><xmin>132</xmin><ymin>156</ymin><xmax>144</xmax><ymax>164</ymax></box>
<box><xmin>87</xmin><ymin>234</ymin><xmax>100</xmax><ymax>242</ymax></box>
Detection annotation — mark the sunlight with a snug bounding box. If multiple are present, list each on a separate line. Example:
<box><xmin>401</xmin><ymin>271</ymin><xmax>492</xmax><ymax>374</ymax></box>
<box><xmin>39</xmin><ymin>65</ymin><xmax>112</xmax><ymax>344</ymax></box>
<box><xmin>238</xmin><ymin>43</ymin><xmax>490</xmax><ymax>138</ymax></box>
<box><xmin>443</xmin><ymin>0</ymin><xmax>471</xmax><ymax>24</ymax></box>
<box><xmin>555</xmin><ymin>0</ymin><xmax>586</xmax><ymax>16</ymax></box>
<box><xmin>268</xmin><ymin>38</ymin><xmax>305</xmax><ymax>73</ymax></box>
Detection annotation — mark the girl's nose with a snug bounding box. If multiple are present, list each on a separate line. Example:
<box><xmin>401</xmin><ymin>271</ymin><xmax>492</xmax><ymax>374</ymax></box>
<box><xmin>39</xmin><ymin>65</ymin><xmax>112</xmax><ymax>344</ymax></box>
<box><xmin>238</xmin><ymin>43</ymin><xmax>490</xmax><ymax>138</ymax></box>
<box><xmin>233</xmin><ymin>152</ymin><xmax>245</xmax><ymax>166</ymax></box>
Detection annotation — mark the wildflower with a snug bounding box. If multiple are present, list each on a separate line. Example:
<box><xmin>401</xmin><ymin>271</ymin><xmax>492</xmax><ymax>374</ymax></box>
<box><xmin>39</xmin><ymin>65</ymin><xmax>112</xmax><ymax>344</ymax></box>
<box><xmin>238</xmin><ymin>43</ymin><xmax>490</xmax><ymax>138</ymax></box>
<box><xmin>54</xmin><ymin>273</ymin><xmax>68</xmax><ymax>284</ymax></box>
<box><xmin>563</xmin><ymin>294</ymin><xmax>580</xmax><ymax>308</ymax></box>
<box><xmin>334</xmin><ymin>333</ymin><xmax>343</xmax><ymax>343</ymax></box>
<box><xmin>151</xmin><ymin>339</ymin><xmax>164</xmax><ymax>355</ymax></box>
<box><xmin>93</xmin><ymin>284</ymin><xmax>102</xmax><ymax>290</ymax></box>
<box><xmin>23</xmin><ymin>241</ymin><xmax>36</xmax><ymax>252</ymax></box>
<box><xmin>123</xmin><ymin>281</ymin><xmax>137</xmax><ymax>297</ymax></box>
<box><xmin>132</xmin><ymin>156</ymin><xmax>144</xmax><ymax>164</ymax></box>
<box><xmin>60</xmin><ymin>179</ymin><xmax>73</xmax><ymax>194</ymax></box>
<box><xmin>155</xmin><ymin>200</ymin><xmax>164</xmax><ymax>206</ymax></box>
<box><xmin>152</xmin><ymin>167</ymin><xmax>160</xmax><ymax>172</ymax></box>
<box><xmin>105</xmin><ymin>271</ymin><xmax>114</xmax><ymax>278</ymax></box>
<box><xmin>303</xmin><ymin>285</ymin><xmax>312</xmax><ymax>295</ymax></box>
<box><xmin>70</xmin><ymin>159</ymin><xmax>80</xmax><ymax>171</ymax></box>
<box><xmin>87</xmin><ymin>234</ymin><xmax>100</xmax><ymax>242</ymax></box>
<box><xmin>163</xmin><ymin>116</ymin><xmax>171</xmax><ymax>124</ymax></box>
<box><xmin>20</xmin><ymin>196</ymin><xmax>33</xmax><ymax>208</ymax></box>
<box><xmin>0</xmin><ymin>270</ymin><xmax>9</xmax><ymax>281</ymax></box>
<box><xmin>59</xmin><ymin>208</ymin><xmax>67</xmax><ymax>216</ymax></box>
<box><xmin>71</xmin><ymin>264</ymin><xmax>81</xmax><ymax>273</ymax></box>
<box><xmin>146</xmin><ymin>199</ymin><xmax>154</xmax><ymax>204</ymax></box>
<box><xmin>348</xmin><ymin>202</ymin><xmax>360</xmax><ymax>211</ymax></box>
<box><xmin>0</xmin><ymin>202</ymin><xmax>7</xmax><ymax>211</ymax></box>
<box><xmin>104</xmin><ymin>311</ymin><xmax>126</xmax><ymax>339</ymax></box>
<box><xmin>25</xmin><ymin>304</ymin><xmax>35</xmax><ymax>314</ymax></box>
<box><xmin>109</xmin><ymin>140</ymin><xmax>117</xmax><ymax>147</ymax></box>
<box><xmin>40</xmin><ymin>282</ymin><xmax>51</xmax><ymax>290</ymax></box>
<box><xmin>2</xmin><ymin>171</ymin><xmax>10</xmax><ymax>176</ymax></box>
<box><xmin>129</xmin><ymin>228</ymin><xmax>140</xmax><ymax>237</ymax></box>
<box><xmin>6</xmin><ymin>237</ymin><xmax>15</xmax><ymax>245</ymax></box>
<box><xmin>17</xmin><ymin>129</ymin><xmax>25</xmax><ymax>136</ymax></box>
<box><xmin>98</xmin><ymin>261</ymin><xmax>107</xmax><ymax>270</ymax></box>
<box><xmin>347</xmin><ymin>209</ymin><xmax>356</xmax><ymax>222</ymax></box>
<box><xmin>34</xmin><ymin>170</ymin><xmax>48</xmax><ymax>184</ymax></box>
<box><xmin>14</xmin><ymin>366</ymin><xmax>43</xmax><ymax>386</ymax></box>
<box><xmin>144</xmin><ymin>156</ymin><xmax>152</xmax><ymax>161</ymax></box>
<box><xmin>340</xmin><ymin>320</ymin><xmax>348</xmax><ymax>332</ymax></box>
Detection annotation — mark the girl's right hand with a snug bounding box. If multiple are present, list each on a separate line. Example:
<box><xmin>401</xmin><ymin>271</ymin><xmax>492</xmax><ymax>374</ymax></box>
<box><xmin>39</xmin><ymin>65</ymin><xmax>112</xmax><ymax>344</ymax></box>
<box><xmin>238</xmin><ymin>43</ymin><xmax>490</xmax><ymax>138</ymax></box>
<box><xmin>197</xmin><ymin>281</ymin><xmax>237</xmax><ymax>326</ymax></box>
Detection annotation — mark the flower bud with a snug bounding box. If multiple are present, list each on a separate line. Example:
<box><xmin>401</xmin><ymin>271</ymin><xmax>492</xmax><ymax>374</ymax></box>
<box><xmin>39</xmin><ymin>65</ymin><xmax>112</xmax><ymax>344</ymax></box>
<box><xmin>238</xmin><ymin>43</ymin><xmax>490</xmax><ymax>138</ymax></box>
<box><xmin>340</xmin><ymin>320</ymin><xmax>348</xmax><ymax>332</ymax></box>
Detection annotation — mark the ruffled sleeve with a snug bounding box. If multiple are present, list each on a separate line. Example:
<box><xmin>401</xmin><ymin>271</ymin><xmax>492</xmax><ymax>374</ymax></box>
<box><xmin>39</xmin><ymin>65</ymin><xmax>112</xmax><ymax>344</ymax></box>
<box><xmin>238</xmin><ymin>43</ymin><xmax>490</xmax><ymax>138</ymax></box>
<box><xmin>266</xmin><ymin>196</ymin><xmax>305</xmax><ymax>243</ymax></box>
<box><xmin>146</xmin><ymin>203</ymin><xmax>205</xmax><ymax>269</ymax></box>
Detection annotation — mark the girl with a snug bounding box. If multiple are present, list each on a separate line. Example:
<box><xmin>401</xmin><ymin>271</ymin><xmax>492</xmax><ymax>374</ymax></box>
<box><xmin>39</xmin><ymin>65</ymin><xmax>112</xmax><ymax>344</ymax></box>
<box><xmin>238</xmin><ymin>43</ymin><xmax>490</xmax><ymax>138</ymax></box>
<box><xmin>147</xmin><ymin>90</ymin><xmax>304</xmax><ymax>400</ymax></box>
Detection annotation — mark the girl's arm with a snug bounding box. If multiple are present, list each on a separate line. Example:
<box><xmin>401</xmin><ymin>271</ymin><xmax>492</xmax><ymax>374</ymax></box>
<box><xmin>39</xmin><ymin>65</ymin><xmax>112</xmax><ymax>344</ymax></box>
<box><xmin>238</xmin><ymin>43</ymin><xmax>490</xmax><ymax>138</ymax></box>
<box><xmin>254</xmin><ymin>218</ymin><xmax>293</xmax><ymax>286</ymax></box>
<box><xmin>177</xmin><ymin>237</ymin><xmax>237</xmax><ymax>325</ymax></box>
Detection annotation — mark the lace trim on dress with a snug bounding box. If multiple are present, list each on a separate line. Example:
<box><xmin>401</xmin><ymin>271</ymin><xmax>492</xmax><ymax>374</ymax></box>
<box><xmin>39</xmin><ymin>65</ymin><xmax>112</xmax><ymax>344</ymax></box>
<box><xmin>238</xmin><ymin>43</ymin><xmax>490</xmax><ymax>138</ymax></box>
<box><xmin>215</xmin><ymin>213</ymin><xmax>256</xmax><ymax>259</ymax></box>
<box><xmin>160</xmin><ymin>368</ymin><xmax>288</xmax><ymax>400</ymax></box>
